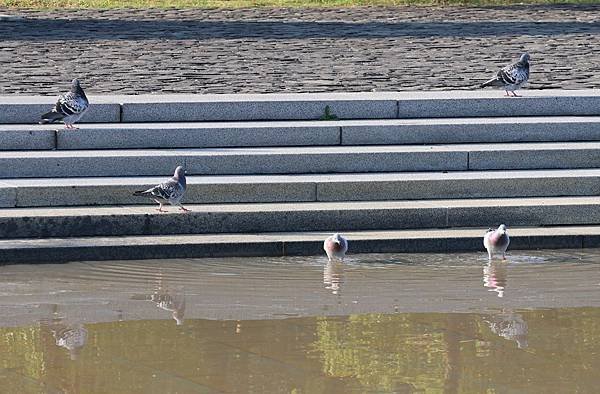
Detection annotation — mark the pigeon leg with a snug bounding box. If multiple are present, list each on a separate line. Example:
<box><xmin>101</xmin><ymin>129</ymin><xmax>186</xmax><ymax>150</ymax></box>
<box><xmin>511</xmin><ymin>91</ymin><xmax>520</xmax><ymax>97</ymax></box>
<box><xmin>179</xmin><ymin>205</ymin><xmax>191</xmax><ymax>212</ymax></box>
<box><xmin>502</xmin><ymin>252</ymin><xmax>506</xmax><ymax>260</ymax></box>
<box><xmin>504</xmin><ymin>90</ymin><xmax>510</xmax><ymax>96</ymax></box>
<box><xmin>155</xmin><ymin>202</ymin><xmax>167</xmax><ymax>213</ymax></box>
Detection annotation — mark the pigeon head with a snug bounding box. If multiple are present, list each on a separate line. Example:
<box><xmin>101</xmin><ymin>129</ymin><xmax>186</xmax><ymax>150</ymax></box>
<box><xmin>519</xmin><ymin>53</ymin><xmax>530</xmax><ymax>63</ymax></box>
<box><xmin>71</xmin><ymin>79</ymin><xmax>81</xmax><ymax>91</ymax></box>
<box><xmin>70</xmin><ymin>79</ymin><xmax>87</xmax><ymax>98</ymax></box>
<box><xmin>332</xmin><ymin>233</ymin><xmax>342</xmax><ymax>244</ymax></box>
<box><xmin>173</xmin><ymin>166</ymin><xmax>186</xmax><ymax>179</ymax></box>
<box><xmin>497</xmin><ymin>224</ymin><xmax>507</xmax><ymax>234</ymax></box>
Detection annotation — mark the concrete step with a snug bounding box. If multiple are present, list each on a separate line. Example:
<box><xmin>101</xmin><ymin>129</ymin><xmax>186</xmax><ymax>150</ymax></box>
<box><xmin>3</xmin><ymin>90</ymin><xmax>600</xmax><ymax>123</ymax></box>
<box><xmin>1</xmin><ymin>169</ymin><xmax>599</xmax><ymax>208</ymax></box>
<box><xmin>0</xmin><ymin>197</ymin><xmax>599</xmax><ymax>239</ymax></box>
<box><xmin>1</xmin><ymin>226</ymin><xmax>598</xmax><ymax>263</ymax></box>
<box><xmin>3</xmin><ymin>116</ymin><xmax>600</xmax><ymax>150</ymax></box>
<box><xmin>0</xmin><ymin>142</ymin><xmax>598</xmax><ymax>178</ymax></box>
<box><xmin>0</xmin><ymin>96</ymin><xmax>120</xmax><ymax>124</ymax></box>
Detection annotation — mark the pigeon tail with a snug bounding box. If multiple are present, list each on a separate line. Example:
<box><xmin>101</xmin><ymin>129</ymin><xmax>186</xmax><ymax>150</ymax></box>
<box><xmin>39</xmin><ymin>111</ymin><xmax>64</xmax><ymax>124</ymax></box>
<box><xmin>133</xmin><ymin>190</ymin><xmax>151</xmax><ymax>197</ymax></box>
<box><xmin>480</xmin><ymin>77</ymin><xmax>503</xmax><ymax>88</ymax></box>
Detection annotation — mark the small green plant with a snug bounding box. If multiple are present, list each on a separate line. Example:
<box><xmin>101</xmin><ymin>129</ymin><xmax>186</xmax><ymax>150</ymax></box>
<box><xmin>320</xmin><ymin>105</ymin><xmax>338</xmax><ymax>121</ymax></box>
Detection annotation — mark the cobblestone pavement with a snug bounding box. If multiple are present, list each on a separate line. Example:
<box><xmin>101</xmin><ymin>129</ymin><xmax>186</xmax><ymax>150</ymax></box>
<box><xmin>1</xmin><ymin>5</ymin><xmax>599</xmax><ymax>95</ymax></box>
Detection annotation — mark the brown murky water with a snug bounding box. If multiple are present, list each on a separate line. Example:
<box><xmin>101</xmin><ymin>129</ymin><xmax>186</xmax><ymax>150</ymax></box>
<box><xmin>0</xmin><ymin>249</ymin><xmax>599</xmax><ymax>393</ymax></box>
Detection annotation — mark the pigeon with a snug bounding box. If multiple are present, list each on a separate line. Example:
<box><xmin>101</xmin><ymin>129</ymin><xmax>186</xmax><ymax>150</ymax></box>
<box><xmin>484</xmin><ymin>310</ymin><xmax>528</xmax><ymax>349</ymax></box>
<box><xmin>40</xmin><ymin>79</ymin><xmax>90</xmax><ymax>129</ymax></box>
<box><xmin>483</xmin><ymin>224</ymin><xmax>510</xmax><ymax>260</ymax></box>
<box><xmin>480</xmin><ymin>53</ymin><xmax>530</xmax><ymax>97</ymax></box>
<box><xmin>323</xmin><ymin>233</ymin><xmax>348</xmax><ymax>261</ymax></box>
<box><xmin>133</xmin><ymin>166</ymin><xmax>190</xmax><ymax>212</ymax></box>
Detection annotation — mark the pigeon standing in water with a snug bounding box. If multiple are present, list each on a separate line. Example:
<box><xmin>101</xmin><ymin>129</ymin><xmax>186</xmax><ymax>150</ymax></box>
<box><xmin>133</xmin><ymin>166</ymin><xmax>190</xmax><ymax>213</ymax></box>
<box><xmin>323</xmin><ymin>233</ymin><xmax>348</xmax><ymax>261</ymax></box>
<box><xmin>480</xmin><ymin>53</ymin><xmax>530</xmax><ymax>97</ymax></box>
<box><xmin>484</xmin><ymin>224</ymin><xmax>510</xmax><ymax>260</ymax></box>
<box><xmin>40</xmin><ymin>79</ymin><xmax>89</xmax><ymax>128</ymax></box>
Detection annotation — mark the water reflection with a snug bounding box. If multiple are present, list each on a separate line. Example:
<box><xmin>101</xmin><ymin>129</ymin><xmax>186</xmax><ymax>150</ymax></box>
<box><xmin>484</xmin><ymin>309</ymin><xmax>529</xmax><ymax>349</ymax></box>
<box><xmin>39</xmin><ymin>305</ymin><xmax>89</xmax><ymax>361</ymax></box>
<box><xmin>51</xmin><ymin>323</ymin><xmax>88</xmax><ymax>360</ymax></box>
<box><xmin>483</xmin><ymin>260</ymin><xmax>508</xmax><ymax>297</ymax></box>
<box><xmin>131</xmin><ymin>268</ymin><xmax>186</xmax><ymax>325</ymax></box>
<box><xmin>323</xmin><ymin>261</ymin><xmax>344</xmax><ymax>295</ymax></box>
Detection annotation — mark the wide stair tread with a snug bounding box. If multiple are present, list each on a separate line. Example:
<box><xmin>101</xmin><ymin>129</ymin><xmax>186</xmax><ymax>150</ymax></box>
<box><xmin>1</xmin><ymin>168</ymin><xmax>599</xmax><ymax>207</ymax></box>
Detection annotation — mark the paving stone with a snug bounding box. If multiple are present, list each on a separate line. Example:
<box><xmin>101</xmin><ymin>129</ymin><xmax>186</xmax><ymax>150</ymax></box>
<box><xmin>1</xmin><ymin>6</ymin><xmax>599</xmax><ymax>95</ymax></box>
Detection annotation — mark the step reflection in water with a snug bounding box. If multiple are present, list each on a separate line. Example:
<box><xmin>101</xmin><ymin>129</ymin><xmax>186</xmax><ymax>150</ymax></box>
<box><xmin>483</xmin><ymin>309</ymin><xmax>529</xmax><ymax>349</ymax></box>
<box><xmin>323</xmin><ymin>260</ymin><xmax>344</xmax><ymax>296</ymax></box>
<box><xmin>130</xmin><ymin>268</ymin><xmax>186</xmax><ymax>325</ymax></box>
<box><xmin>41</xmin><ymin>305</ymin><xmax>88</xmax><ymax>361</ymax></box>
<box><xmin>483</xmin><ymin>260</ymin><xmax>508</xmax><ymax>297</ymax></box>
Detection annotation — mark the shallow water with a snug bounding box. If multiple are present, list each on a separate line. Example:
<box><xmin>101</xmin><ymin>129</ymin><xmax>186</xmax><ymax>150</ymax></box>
<box><xmin>0</xmin><ymin>249</ymin><xmax>599</xmax><ymax>393</ymax></box>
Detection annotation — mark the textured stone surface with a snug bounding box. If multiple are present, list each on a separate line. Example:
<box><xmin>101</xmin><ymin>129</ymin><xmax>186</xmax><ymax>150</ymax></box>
<box><xmin>1</xmin><ymin>141</ymin><xmax>598</xmax><ymax>178</ymax></box>
<box><xmin>0</xmin><ymin>97</ymin><xmax>121</xmax><ymax>124</ymax></box>
<box><xmin>10</xmin><ymin>175</ymin><xmax>317</xmax><ymax>207</ymax></box>
<box><xmin>3</xmin><ymin>169</ymin><xmax>599</xmax><ymax>207</ymax></box>
<box><xmin>0</xmin><ymin>201</ymin><xmax>447</xmax><ymax>238</ymax></box>
<box><xmin>341</xmin><ymin>116</ymin><xmax>600</xmax><ymax>145</ymax></box>
<box><xmin>1</xmin><ymin>6</ymin><xmax>600</xmax><ymax>95</ymax></box>
<box><xmin>467</xmin><ymin>142</ymin><xmax>600</xmax><ymax>170</ymax></box>
<box><xmin>0</xmin><ymin>226</ymin><xmax>598</xmax><ymax>263</ymax></box>
<box><xmin>0</xmin><ymin>129</ymin><xmax>55</xmax><ymax>150</ymax></box>
<box><xmin>121</xmin><ymin>97</ymin><xmax>397</xmax><ymax>122</ymax></box>
<box><xmin>315</xmin><ymin>169</ymin><xmax>600</xmax><ymax>202</ymax></box>
<box><xmin>396</xmin><ymin>96</ymin><xmax>600</xmax><ymax>118</ymax></box>
<box><xmin>0</xmin><ymin>182</ymin><xmax>16</xmax><ymax>208</ymax></box>
<box><xmin>0</xmin><ymin>146</ymin><xmax>469</xmax><ymax>178</ymax></box>
<box><xmin>0</xmin><ymin>197</ymin><xmax>598</xmax><ymax>239</ymax></box>
<box><xmin>56</xmin><ymin>122</ymin><xmax>340</xmax><ymax>149</ymax></box>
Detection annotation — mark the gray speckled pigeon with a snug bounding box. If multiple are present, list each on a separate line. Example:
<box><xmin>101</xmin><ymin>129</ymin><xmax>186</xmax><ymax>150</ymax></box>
<box><xmin>323</xmin><ymin>233</ymin><xmax>348</xmax><ymax>261</ymax></box>
<box><xmin>40</xmin><ymin>79</ymin><xmax>89</xmax><ymax>128</ymax></box>
<box><xmin>481</xmin><ymin>53</ymin><xmax>530</xmax><ymax>97</ymax></box>
<box><xmin>133</xmin><ymin>166</ymin><xmax>190</xmax><ymax>213</ymax></box>
<box><xmin>483</xmin><ymin>224</ymin><xmax>510</xmax><ymax>260</ymax></box>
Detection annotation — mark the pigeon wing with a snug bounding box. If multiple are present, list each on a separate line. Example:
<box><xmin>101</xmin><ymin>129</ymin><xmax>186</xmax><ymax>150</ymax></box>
<box><xmin>56</xmin><ymin>92</ymin><xmax>89</xmax><ymax>116</ymax></box>
<box><xmin>499</xmin><ymin>62</ymin><xmax>529</xmax><ymax>85</ymax></box>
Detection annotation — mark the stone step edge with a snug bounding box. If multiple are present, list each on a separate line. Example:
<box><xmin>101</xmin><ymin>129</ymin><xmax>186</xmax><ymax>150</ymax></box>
<box><xmin>4</xmin><ymin>90</ymin><xmax>600</xmax><ymax>124</ymax></box>
<box><xmin>2</xmin><ymin>195</ymin><xmax>600</xmax><ymax>217</ymax></box>
<box><xmin>1</xmin><ymin>226</ymin><xmax>598</xmax><ymax>264</ymax></box>
<box><xmin>5</xmin><ymin>116</ymin><xmax>600</xmax><ymax>151</ymax></box>
<box><xmin>1</xmin><ymin>168</ymin><xmax>600</xmax><ymax>208</ymax></box>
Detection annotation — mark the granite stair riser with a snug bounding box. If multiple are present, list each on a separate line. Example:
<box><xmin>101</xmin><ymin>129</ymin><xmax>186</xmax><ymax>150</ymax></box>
<box><xmin>1</xmin><ymin>173</ymin><xmax>599</xmax><ymax>207</ymax></box>
<box><xmin>4</xmin><ymin>120</ymin><xmax>600</xmax><ymax>150</ymax></box>
<box><xmin>1</xmin><ymin>234</ymin><xmax>598</xmax><ymax>264</ymax></box>
<box><xmin>1</xmin><ymin>203</ymin><xmax>599</xmax><ymax>239</ymax></box>
<box><xmin>1</xmin><ymin>144</ymin><xmax>599</xmax><ymax>178</ymax></box>
<box><xmin>0</xmin><ymin>103</ymin><xmax>120</xmax><ymax>124</ymax></box>
<box><xmin>341</xmin><ymin>122</ymin><xmax>600</xmax><ymax>146</ymax></box>
<box><xmin>4</xmin><ymin>92</ymin><xmax>600</xmax><ymax>123</ymax></box>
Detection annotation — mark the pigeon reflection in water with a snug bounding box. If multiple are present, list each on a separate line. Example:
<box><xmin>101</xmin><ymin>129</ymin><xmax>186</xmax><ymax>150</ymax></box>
<box><xmin>323</xmin><ymin>260</ymin><xmax>344</xmax><ymax>296</ymax></box>
<box><xmin>484</xmin><ymin>309</ymin><xmax>529</xmax><ymax>349</ymax></box>
<box><xmin>132</xmin><ymin>269</ymin><xmax>185</xmax><ymax>325</ymax></box>
<box><xmin>52</xmin><ymin>323</ymin><xmax>88</xmax><ymax>360</ymax></box>
<box><xmin>41</xmin><ymin>305</ymin><xmax>89</xmax><ymax>361</ymax></box>
<box><xmin>483</xmin><ymin>260</ymin><xmax>508</xmax><ymax>298</ymax></box>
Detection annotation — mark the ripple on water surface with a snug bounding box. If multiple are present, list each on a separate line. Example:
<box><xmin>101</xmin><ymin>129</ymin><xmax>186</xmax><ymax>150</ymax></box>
<box><xmin>0</xmin><ymin>249</ymin><xmax>599</xmax><ymax>393</ymax></box>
